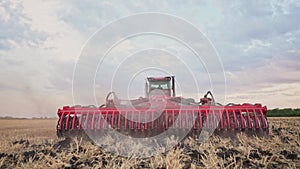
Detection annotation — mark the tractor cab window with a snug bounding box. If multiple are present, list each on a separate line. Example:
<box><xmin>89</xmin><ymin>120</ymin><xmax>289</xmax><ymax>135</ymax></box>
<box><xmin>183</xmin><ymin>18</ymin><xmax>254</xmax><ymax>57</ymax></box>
<box><xmin>149</xmin><ymin>81</ymin><xmax>170</xmax><ymax>90</ymax></box>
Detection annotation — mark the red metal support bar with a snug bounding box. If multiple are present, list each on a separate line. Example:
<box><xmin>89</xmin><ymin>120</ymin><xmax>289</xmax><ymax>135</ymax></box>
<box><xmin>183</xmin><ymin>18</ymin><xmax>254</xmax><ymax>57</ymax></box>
<box><xmin>205</xmin><ymin>110</ymin><xmax>209</xmax><ymax>128</ymax></box>
<box><xmin>65</xmin><ymin>112</ymin><xmax>70</xmax><ymax>130</ymax></box>
<box><xmin>72</xmin><ymin>112</ymin><xmax>76</xmax><ymax>130</ymax></box>
<box><xmin>253</xmin><ymin>110</ymin><xmax>259</xmax><ymax>129</ymax></box>
<box><xmin>239</xmin><ymin>110</ymin><xmax>245</xmax><ymax>129</ymax></box>
<box><xmin>225</xmin><ymin>110</ymin><xmax>230</xmax><ymax>129</ymax></box>
<box><xmin>78</xmin><ymin>112</ymin><xmax>83</xmax><ymax>130</ymax></box>
<box><xmin>59</xmin><ymin>111</ymin><xmax>64</xmax><ymax>130</ymax></box>
<box><xmin>219</xmin><ymin>110</ymin><xmax>224</xmax><ymax>129</ymax></box>
<box><xmin>246</xmin><ymin>109</ymin><xmax>252</xmax><ymax>129</ymax></box>
<box><xmin>259</xmin><ymin>109</ymin><xmax>267</xmax><ymax>128</ymax></box>
<box><xmin>233</xmin><ymin>110</ymin><xmax>237</xmax><ymax>129</ymax></box>
<box><xmin>213</xmin><ymin>111</ymin><xmax>217</xmax><ymax>128</ymax></box>
<box><xmin>199</xmin><ymin>110</ymin><xmax>202</xmax><ymax>128</ymax></box>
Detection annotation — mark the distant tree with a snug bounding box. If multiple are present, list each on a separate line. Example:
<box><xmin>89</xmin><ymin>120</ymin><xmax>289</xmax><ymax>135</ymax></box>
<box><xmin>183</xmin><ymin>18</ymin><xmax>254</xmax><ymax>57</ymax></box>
<box><xmin>267</xmin><ymin>108</ymin><xmax>300</xmax><ymax>117</ymax></box>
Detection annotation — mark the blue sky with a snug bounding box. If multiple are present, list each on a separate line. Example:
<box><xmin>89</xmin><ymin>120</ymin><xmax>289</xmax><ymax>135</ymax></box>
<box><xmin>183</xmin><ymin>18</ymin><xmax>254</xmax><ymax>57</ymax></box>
<box><xmin>0</xmin><ymin>0</ymin><xmax>299</xmax><ymax>117</ymax></box>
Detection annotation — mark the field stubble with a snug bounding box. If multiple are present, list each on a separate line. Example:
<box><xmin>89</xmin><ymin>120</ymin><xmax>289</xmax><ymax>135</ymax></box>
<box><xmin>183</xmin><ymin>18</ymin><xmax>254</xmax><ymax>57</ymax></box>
<box><xmin>0</xmin><ymin>118</ymin><xmax>299</xmax><ymax>168</ymax></box>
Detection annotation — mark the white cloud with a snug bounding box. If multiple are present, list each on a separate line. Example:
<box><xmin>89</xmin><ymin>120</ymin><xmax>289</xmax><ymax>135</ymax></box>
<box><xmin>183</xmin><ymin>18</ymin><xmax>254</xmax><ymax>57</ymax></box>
<box><xmin>287</xmin><ymin>49</ymin><xmax>300</xmax><ymax>54</ymax></box>
<box><xmin>225</xmin><ymin>55</ymin><xmax>300</xmax><ymax>108</ymax></box>
<box><xmin>0</xmin><ymin>1</ymin><xmax>47</xmax><ymax>50</ymax></box>
<box><xmin>242</xmin><ymin>39</ymin><xmax>272</xmax><ymax>52</ymax></box>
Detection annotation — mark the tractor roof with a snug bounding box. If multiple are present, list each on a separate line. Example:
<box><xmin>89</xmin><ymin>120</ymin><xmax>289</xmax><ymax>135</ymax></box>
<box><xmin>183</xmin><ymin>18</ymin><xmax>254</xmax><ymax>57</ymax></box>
<box><xmin>147</xmin><ymin>76</ymin><xmax>172</xmax><ymax>81</ymax></box>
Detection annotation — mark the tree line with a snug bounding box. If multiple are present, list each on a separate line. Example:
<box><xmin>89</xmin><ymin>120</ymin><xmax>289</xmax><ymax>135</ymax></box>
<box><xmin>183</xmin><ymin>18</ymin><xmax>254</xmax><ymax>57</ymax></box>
<box><xmin>267</xmin><ymin>108</ymin><xmax>300</xmax><ymax>117</ymax></box>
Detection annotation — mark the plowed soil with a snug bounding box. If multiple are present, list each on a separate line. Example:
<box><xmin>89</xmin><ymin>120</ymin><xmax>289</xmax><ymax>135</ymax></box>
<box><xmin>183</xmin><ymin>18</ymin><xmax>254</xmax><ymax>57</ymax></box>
<box><xmin>0</xmin><ymin>118</ymin><xmax>299</xmax><ymax>168</ymax></box>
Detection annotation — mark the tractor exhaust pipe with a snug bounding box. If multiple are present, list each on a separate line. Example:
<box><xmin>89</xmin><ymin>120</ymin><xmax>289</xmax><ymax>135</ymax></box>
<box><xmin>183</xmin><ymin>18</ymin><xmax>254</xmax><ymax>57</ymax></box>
<box><xmin>172</xmin><ymin>76</ymin><xmax>175</xmax><ymax>97</ymax></box>
<box><xmin>145</xmin><ymin>80</ymin><xmax>148</xmax><ymax>98</ymax></box>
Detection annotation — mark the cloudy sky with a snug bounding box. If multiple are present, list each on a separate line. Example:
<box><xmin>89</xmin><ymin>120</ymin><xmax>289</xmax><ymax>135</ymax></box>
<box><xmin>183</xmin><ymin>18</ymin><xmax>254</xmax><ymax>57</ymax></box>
<box><xmin>0</xmin><ymin>0</ymin><xmax>299</xmax><ymax>117</ymax></box>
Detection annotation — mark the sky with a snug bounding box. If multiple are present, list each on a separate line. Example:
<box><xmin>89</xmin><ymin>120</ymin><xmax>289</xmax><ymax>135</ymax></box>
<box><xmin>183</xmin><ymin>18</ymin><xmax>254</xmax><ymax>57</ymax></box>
<box><xmin>0</xmin><ymin>0</ymin><xmax>299</xmax><ymax>118</ymax></box>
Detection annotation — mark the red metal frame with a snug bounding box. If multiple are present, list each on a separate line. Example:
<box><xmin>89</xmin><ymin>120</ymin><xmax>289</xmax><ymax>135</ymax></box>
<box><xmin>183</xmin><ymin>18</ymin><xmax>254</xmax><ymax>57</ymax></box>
<box><xmin>57</xmin><ymin>104</ymin><xmax>268</xmax><ymax>131</ymax></box>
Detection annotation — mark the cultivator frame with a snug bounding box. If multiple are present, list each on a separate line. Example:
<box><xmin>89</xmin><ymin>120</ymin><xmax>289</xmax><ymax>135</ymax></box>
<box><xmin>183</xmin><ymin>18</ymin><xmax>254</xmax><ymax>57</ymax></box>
<box><xmin>57</xmin><ymin>76</ymin><xmax>269</xmax><ymax>138</ymax></box>
<box><xmin>57</xmin><ymin>102</ymin><xmax>269</xmax><ymax>137</ymax></box>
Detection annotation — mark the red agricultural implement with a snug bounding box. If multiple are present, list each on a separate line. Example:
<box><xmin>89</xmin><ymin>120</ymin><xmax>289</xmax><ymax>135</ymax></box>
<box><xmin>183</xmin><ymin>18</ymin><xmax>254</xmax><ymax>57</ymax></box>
<box><xmin>57</xmin><ymin>76</ymin><xmax>269</xmax><ymax>138</ymax></box>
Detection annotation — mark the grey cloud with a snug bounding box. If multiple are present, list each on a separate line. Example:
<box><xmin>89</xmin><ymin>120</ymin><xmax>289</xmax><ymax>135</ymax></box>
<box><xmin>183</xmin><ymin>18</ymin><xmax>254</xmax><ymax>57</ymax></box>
<box><xmin>0</xmin><ymin>1</ymin><xmax>47</xmax><ymax>50</ymax></box>
<box><xmin>213</xmin><ymin>1</ymin><xmax>300</xmax><ymax>41</ymax></box>
<box><xmin>46</xmin><ymin>60</ymin><xmax>74</xmax><ymax>91</ymax></box>
<box><xmin>209</xmin><ymin>2</ymin><xmax>300</xmax><ymax>72</ymax></box>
